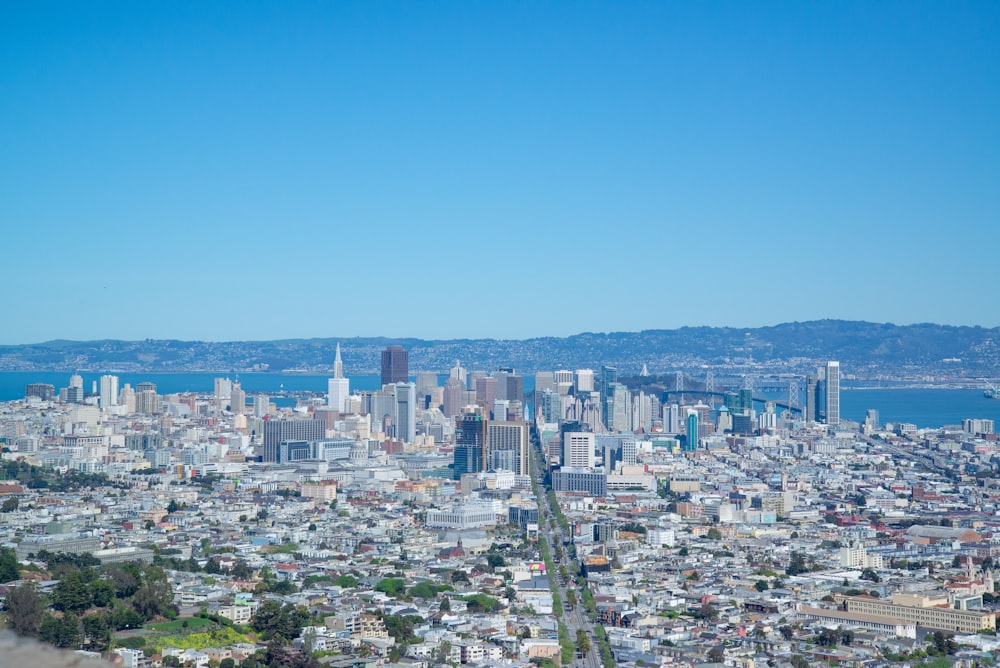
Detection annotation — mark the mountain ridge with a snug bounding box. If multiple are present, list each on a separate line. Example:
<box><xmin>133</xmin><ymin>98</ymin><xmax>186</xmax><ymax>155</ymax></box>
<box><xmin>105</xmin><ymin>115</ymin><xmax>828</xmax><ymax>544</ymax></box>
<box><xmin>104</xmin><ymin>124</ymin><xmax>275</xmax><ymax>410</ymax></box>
<box><xmin>1</xmin><ymin>320</ymin><xmax>998</xmax><ymax>378</ymax></box>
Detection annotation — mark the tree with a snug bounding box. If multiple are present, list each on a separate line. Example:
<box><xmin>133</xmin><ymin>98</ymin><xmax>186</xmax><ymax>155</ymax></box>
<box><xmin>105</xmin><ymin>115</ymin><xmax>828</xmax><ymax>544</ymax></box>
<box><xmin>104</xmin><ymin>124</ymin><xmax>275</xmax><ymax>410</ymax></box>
<box><xmin>334</xmin><ymin>574</ymin><xmax>358</xmax><ymax>588</ymax></box>
<box><xmin>754</xmin><ymin>579</ymin><xmax>770</xmax><ymax>592</ymax></box>
<box><xmin>1</xmin><ymin>497</ymin><xmax>19</xmax><ymax>512</ymax></box>
<box><xmin>105</xmin><ymin>565</ymin><xmax>140</xmax><ymax>598</ymax></box>
<box><xmin>487</xmin><ymin>553</ymin><xmax>506</xmax><ymax>569</ymax></box>
<box><xmin>132</xmin><ymin>566</ymin><xmax>175</xmax><ymax>621</ymax></box>
<box><xmin>450</xmin><ymin>569</ymin><xmax>470</xmax><ymax>584</ymax></box>
<box><xmin>231</xmin><ymin>560</ymin><xmax>253</xmax><ymax>580</ymax></box>
<box><xmin>6</xmin><ymin>582</ymin><xmax>44</xmax><ymax>637</ymax></box>
<box><xmin>779</xmin><ymin>625</ymin><xmax>794</xmax><ymax>641</ymax></box>
<box><xmin>439</xmin><ymin>597</ymin><xmax>451</xmax><ymax>612</ymax></box>
<box><xmin>220</xmin><ymin>660</ymin><xmax>236</xmax><ymax>668</ymax></box>
<box><xmin>89</xmin><ymin>579</ymin><xmax>115</xmax><ymax>608</ymax></box>
<box><xmin>39</xmin><ymin>614</ymin><xmax>81</xmax><ymax>649</ymax></box>
<box><xmin>251</xmin><ymin>600</ymin><xmax>310</xmax><ymax>642</ymax></box>
<box><xmin>790</xmin><ymin>656</ymin><xmax>809</xmax><ymax>668</ymax></box>
<box><xmin>706</xmin><ymin>528</ymin><xmax>722</xmax><ymax>541</ymax></box>
<box><xmin>433</xmin><ymin>640</ymin><xmax>453</xmax><ymax>664</ymax></box>
<box><xmin>0</xmin><ymin>547</ymin><xmax>19</xmax><ymax>582</ymax></box>
<box><xmin>374</xmin><ymin>577</ymin><xmax>406</xmax><ymax>596</ymax></box>
<box><xmin>52</xmin><ymin>570</ymin><xmax>95</xmax><ymax>614</ymax></box>
<box><xmin>694</xmin><ymin>602</ymin><xmax>718</xmax><ymax>620</ymax></box>
<box><xmin>785</xmin><ymin>551</ymin><xmax>808</xmax><ymax>576</ymax></box>
<box><xmin>860</xmin><ymin>567</ymin><xmax>881</xmax><ymax>583</ymax></box>
<box><xmin>576</xmin><ymin>629</ymin><xmax>591</xmax><ymax>656</ymax></box>
<box><xmin>707</xmin><ymin>647</ymin><xmax>725</xmax><ymax>663</ymax></box>
<box><xmin>167</xmin><ymin>499</ymin><xmax>179</xmax><ymax>513</ymax></box>
<box><xmin>81</xmin><ymin>614</ymin><xmax>111</xmax><ymax>651</ymax></box>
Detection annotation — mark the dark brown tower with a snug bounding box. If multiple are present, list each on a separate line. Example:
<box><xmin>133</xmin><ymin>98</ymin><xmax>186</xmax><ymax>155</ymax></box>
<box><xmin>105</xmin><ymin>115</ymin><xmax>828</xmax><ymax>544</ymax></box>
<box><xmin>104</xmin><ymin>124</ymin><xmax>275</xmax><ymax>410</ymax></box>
<box><xmin>381</xmin><ymin>345</ymin><xmax>409</xmax><ymax>386</ymax></box>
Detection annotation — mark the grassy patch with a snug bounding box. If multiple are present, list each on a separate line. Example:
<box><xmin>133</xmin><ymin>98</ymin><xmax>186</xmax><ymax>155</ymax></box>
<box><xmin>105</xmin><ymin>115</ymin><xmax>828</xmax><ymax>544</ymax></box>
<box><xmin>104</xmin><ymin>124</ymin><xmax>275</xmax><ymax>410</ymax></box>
<box><xmin>152</xmin><ymin>625</ymin><xmax>254</xmax><ymax>652</ymax></box>
<box><xmin>146</xmin><ymin>617</ymin><xmax>214</xmax><ymax>633</ymax></box>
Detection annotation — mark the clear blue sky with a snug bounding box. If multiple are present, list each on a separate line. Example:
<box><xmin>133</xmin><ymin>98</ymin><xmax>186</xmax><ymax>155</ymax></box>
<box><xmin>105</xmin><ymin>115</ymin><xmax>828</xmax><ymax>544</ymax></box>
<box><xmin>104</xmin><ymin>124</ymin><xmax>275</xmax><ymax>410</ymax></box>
<box><xmin>2</xmin><ymin>2</ymin><xmax>998</xmax><ymax>344</ymax></box>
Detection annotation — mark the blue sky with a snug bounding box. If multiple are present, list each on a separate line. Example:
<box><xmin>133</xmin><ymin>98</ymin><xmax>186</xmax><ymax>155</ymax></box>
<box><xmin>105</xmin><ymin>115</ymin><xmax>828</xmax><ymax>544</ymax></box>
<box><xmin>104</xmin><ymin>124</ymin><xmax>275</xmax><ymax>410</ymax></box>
<box><xmin>2</xmin><ymin>1</ymin><xmax>998</xmax><ymax>344</ymax></box>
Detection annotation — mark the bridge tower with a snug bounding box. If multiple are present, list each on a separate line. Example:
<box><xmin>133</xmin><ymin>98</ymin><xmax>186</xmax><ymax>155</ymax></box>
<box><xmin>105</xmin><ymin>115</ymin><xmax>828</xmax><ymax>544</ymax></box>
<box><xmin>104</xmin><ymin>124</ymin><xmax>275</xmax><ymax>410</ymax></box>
<box><xmin>787</xmin><ymin>377</ymin><xmax>799</xmax><ymax>416</ymax></box>
<box><xmin>705</xmin><ymin>371</ymin><xmax>715</xmax><ymax>394</ymax></box>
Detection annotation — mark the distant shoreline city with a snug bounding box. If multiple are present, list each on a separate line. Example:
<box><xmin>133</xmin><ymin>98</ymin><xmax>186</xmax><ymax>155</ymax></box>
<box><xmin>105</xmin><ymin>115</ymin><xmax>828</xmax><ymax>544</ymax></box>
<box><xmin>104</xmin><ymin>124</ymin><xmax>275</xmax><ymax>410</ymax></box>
<box><xmin>2</xmin><ymin>344</ymin><xmax>1000</xmax><ymax>668</ymax></box>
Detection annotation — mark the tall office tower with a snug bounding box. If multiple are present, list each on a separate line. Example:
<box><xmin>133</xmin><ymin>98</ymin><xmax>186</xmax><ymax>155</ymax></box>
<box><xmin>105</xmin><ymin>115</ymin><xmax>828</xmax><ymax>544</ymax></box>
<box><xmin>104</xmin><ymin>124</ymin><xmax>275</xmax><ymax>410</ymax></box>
<box><xmin>553</xmin><ymin>369</ymin><xmax>573</xmax><ymax>386</ymax></box>
<box><xmin>632</xmin><ymin>392</ymin><xmax>653</xmax><ymax>433</ymax></box>
<box><xmin>535</xmin><ymin>371</ymin><xmax>556</xmax><ymax>396</ymax></box>
<box><xmin>453</xmin><ymin>412</ymin><xmax>485</xmax><ymax>479</ymax></box>
<box><xmin>600</xmin><ymin>365</ymin><xmax>616</xmax><ymax>397</ymax></box>
<box><xmin>493</xmin><ymin>399</ymin><xmax>510</xmax><ymax>421</ymax></box>
<box><xmin>415</xmin><ymin>371</ymin><xmax>438</xmax><ymax>404</ymax></box>
<box><xmin>600</xmin><ymin>365</ymin><xmax>617</xmax><ymax>426</ymax></box>
<box><xmin>739</xmin><ymin>387</ymin><xmax>754</xmax><ymax>413</ymax></box>
<box><xmin>564</xmin><ymin>432</ymin><xmax>595</xmax><ymax>468</ymax></box>
<box><xmin>261</xmin><ymin>418</ymin><xmax>326</xmax><ymax>462</ymax></box>
<box><xmin>476</xmin><ymin>376</ymin><xmax>498</xmax><ymax>409</ymax></box>
<box><xmin>485</xmin><ymin>420</ymin><xmax>530</xmax><ymax>475</ymax></box>
<box><xmin>254</xmin><ymin>395</ymin><xmax>270</xmax><ymax>418</ymax></box>
<box><xmin>70</xmin><ymin>374</ymin><xmax>84</xmax><ymax>390</ymax></box>
<box><xmin>394</xmin><ymin>382</ymin><xmax>416</xmax><ymax>444</ymax></box>
<box><xmin>332</xmin><ymin>342</ymin><xmax>344</xmax><ymax>379</ymax></box>
<box><xmin>684</xmin><ymin>410</ymin><xmax>699</xmax><ymax>451</ymax></box>
<box><xmin>118</xmin><ymin>384</ymin><xmax>136</xmax><ymax>413</ymax></box>
<box><xmin>443</xmin><ymin>377</ymin><xmax>464</xmax><ymax>418</ymax></box>
<box><xmin>99</xmin><ymin>375</ymin><xmax>119</xmax><ymax>410</ymax></box>
<box><xmin>540</xmin><ymin>389</ymin><xmax>562</xmax><ymax>423</ymax></box>
<box><xmin>825</xmin><ymin>361</ymin><xmax>841</xmax><ymax>426</ymax></box>
<box><xmin>25</xmin><ymin>383</ymin><xmax>55</xmax><ymax>401</ymax></box>
<box><xmin>864</xmin><ymin>409</ymin><xmax>879</xmax><ymax>434</ymax></box>
<box><xmin>664</xmin><ymin>403</ymin><xmax>680</xmax><ymax>434</ymax></box>
<box><xmin>135</xmin><ymin>387</ymin><xmax>161</xmax><ymax>415</ymax></box>
<box><xmin>381</xmin><ymin>345</ymin><xmax>409</xmax><ymax>386</ymax></box>
<box><xmin>230</xmin><ymin>381</ymin><xmax>245</xmax><ymax>415</ymax></box>
<box><xmin>496</xmin><ymin>369</ymin><xmax>524</xmax><ymax>403</ymax></box>
<box><xmin>602</xmin><ymin>382</ymin><xmax>628</xmax><ymax>432</ymax></box>
<box><xmin>575</xmin><ymin>369</ymin><xmax>595</xmax><ymax>393</ymax></box>
<box><xmin>449</xmin><ymin>359</ymin><xmax>467</xmax><ymax>387</ymax></box>
<box><xmin>805</xmin><ymin>377</ymin><xmax>817</xmax><ymax>422</ymax></box>
<box><xmin>468</xmin><ymin>370</ymin><xmax>487</xmax><ymax>390</ymax></box>
<box><xmin>214</xmin><ymin>377</ymin><xmax>232</xmax><ymax>401</ymax></box>
<box><xmin>327</xmin><ymin>344</ymin><xmax>350</xmax><ymax>412</ymax></box>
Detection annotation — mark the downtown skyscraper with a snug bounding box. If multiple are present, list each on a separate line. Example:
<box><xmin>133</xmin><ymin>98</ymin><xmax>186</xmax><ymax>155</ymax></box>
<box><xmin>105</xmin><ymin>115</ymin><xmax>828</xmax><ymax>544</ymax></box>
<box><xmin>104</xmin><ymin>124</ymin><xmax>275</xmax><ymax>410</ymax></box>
<box><xmin>381</xmin><ymin>345</ymin><xmax>409</xmax><ymax>386</ymax></box>
<box><xmin>327</xmin><ymin>343</ymin><xmax>350</xmax><ymax>412</ymax></box>
<box><xmin>826</xmin><ymin>361</ymin><xmax>840</xmax><ymax>426</ymax></box>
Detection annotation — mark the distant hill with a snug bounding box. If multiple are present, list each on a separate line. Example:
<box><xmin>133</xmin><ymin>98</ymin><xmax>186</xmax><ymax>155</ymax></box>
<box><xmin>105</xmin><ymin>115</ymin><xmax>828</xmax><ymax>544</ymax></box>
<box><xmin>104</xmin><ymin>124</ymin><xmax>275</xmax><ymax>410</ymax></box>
<box><xmin>0</xmin><ymin>320</ymin><xmax>998</xmax><ymax>378</ymax></box>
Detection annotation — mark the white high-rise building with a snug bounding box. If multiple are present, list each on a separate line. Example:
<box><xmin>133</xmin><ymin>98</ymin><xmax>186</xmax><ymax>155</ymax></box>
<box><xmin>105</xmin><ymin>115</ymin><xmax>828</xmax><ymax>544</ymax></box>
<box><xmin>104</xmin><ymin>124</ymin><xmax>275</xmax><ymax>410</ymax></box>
<box><xmin>327</xmin><ymin>343</ymin><xmax>350</xmax><ymax>412</ymax></box>
<box><xmin>564</xmin><ymin>431</ymin><xmax>595</xmax><ymax>468</ymax></box>
<box><xmin>575</xmin><ymin>369</ymin><xmax>595</xmax><ymax>393</ymax></box>
<box><xmin>394</xmin><ymin>382</ymin><xmax>416</xmax><ymax>444</ymax></box>
<box><xmin>214</xmin><ymin>377</ymin><xmax>232</xmax><ymax>400</ymax></box>
<box><xmin>449</xmin><ymin>360</ymin><xmax>467</xmax><ymax>387</ymax></box>
<box><xmin>826</xmin><ymin>361</ymin><xmax>840</xmax><ymax>426</ymax></box>
<box><xmin>99</xmin><ymin>375</ymin><xmax>119</xmax><ymax>410</ymax></box>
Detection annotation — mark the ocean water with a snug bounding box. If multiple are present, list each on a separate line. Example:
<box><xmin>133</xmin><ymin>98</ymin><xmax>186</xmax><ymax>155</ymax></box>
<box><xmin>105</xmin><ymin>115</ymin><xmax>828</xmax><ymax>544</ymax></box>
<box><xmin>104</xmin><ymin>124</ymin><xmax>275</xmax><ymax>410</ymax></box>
<box><xmin>2</xmin><ymin>372</ymin><xmax>999</xmax><ymax>429</ymax></box>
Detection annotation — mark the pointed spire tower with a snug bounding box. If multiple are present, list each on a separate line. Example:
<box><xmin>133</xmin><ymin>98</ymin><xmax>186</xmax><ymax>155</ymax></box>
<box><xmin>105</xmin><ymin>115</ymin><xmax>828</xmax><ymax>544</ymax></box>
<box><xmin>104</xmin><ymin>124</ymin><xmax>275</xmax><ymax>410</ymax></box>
<box><xmin>333</xmin><ymin>342</ymin><xmax>344</xmax><ymax>379</ymax></box>
<box><xmin>328</xmin><ymin>343</ymin><xmax>350</xmax><ymax>412</ymax></box>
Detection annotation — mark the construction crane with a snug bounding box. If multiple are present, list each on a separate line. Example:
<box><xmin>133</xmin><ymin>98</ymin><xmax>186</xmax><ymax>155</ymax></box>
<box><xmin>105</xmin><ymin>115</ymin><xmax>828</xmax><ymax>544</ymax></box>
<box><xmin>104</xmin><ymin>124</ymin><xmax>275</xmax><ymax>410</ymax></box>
<box><xmin>985</xmin><ymin>379</ymin><xmax>999</xmax><ymax>399</ymax></box>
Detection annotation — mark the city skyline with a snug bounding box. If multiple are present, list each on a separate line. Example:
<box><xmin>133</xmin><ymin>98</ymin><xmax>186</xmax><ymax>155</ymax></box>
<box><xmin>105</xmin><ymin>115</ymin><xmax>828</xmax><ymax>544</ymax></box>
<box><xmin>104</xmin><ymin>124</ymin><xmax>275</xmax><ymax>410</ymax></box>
<box><xmin>3</xmin><ymin>2</ymin><xmax>999</xmax><ymax>345</ymax></box>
